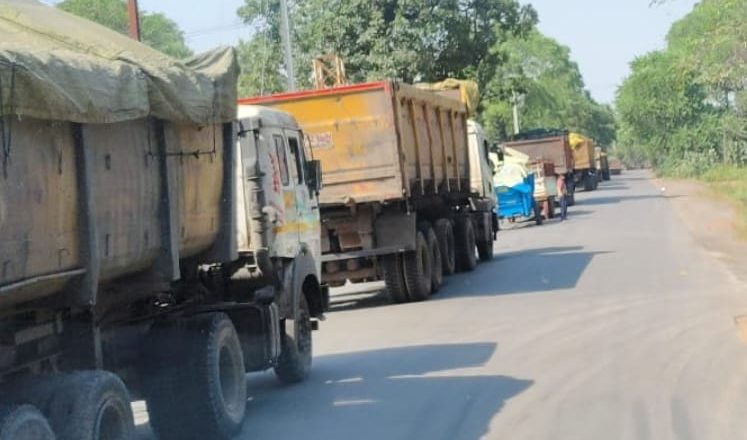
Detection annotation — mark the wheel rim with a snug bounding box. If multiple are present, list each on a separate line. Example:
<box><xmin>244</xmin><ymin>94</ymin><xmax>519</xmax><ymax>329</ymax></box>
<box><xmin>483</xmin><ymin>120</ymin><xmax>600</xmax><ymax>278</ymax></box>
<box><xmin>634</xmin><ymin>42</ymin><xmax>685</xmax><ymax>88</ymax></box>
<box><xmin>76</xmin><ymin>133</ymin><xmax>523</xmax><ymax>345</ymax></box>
<box><xmin>95</xmin><ymin>400</ymin><xmax>127</xmax><ymax>440</ymax></box>
<box><xmin>218</xmin><ymin>344</ymin><xmax>244</xmax><ymax>419</ymax></box>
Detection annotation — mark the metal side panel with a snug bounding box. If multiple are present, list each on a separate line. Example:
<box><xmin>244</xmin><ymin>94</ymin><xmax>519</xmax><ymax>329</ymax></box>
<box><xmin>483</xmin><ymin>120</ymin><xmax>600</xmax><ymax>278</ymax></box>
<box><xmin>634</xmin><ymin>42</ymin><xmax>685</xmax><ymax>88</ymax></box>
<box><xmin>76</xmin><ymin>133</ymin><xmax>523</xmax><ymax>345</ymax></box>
<box><xmin>0</xmin><ymin>119</ymin><xmax>82</xmax><ymax>306</ymax></box>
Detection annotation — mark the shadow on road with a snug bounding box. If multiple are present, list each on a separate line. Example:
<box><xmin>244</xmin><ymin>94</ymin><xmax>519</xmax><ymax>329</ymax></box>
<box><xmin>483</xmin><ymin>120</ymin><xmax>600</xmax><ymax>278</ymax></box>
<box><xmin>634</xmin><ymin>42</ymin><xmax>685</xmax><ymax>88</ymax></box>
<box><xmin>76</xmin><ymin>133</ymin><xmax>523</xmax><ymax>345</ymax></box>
<box><xmin>241</xmin><ymin>343</ymin><xmax>533</xmax><ymax>440</ymax></box>
<box><xmin>328</xmin><ymin>246</ymin><xmax>609</xmax><ymax>310</ymax></box>
<box><xmin>575</xmin><ymin>194</ymin><xmax>679</xmax><ymax>206</ymax></box>
<box><xmin>434</xmin><ymin>246</ymin><xmax>610</xmax><ymax>299</ymax></box>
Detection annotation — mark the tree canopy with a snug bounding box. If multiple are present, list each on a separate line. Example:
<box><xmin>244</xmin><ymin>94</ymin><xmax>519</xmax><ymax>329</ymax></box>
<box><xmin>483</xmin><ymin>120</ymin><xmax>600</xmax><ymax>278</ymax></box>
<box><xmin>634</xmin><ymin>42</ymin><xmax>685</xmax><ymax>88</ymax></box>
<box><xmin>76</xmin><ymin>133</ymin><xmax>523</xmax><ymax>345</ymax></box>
<box><xmin>616</xmin><ymin>0</ymin><xmax>747</xmax><ymax>173</ymax></box>
<box><xmin>58</xmin><ymin>0</ymin><xmax>192</xmax><ymax>59</ymax></box>
<box><xmin>482</xmin><ymin>30</ymin><xmax>616</xmax><ymax>145</ymax></box>
<box><xmin>235</xmin><ymin>0</ymin><xmax>537</xmax><ymax>96</ymax></box>
<box><xmin>235</xmin><ymin>0</ymin><xmax>614</xmax><ymax>148</ymax></box>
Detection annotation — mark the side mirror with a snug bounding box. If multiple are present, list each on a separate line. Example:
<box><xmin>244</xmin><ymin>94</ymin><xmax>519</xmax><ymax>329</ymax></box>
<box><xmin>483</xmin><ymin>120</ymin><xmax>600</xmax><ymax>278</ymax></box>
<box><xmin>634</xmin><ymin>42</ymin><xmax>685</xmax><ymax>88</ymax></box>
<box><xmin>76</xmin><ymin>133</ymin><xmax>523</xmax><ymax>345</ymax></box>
<box><xmin>305</xmin><ymin>159</ymin><xmax>323</xmax><ymax>194</ymax></box>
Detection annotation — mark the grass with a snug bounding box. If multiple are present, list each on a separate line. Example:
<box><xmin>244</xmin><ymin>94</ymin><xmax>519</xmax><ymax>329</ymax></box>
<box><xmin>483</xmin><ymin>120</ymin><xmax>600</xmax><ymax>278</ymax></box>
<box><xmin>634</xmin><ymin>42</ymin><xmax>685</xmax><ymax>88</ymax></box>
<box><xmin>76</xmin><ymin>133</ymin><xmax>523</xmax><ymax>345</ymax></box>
<box><xmin>699</xmin><ymin>165</ymin><xmax>747</xmax><ymax>237</ymax></box>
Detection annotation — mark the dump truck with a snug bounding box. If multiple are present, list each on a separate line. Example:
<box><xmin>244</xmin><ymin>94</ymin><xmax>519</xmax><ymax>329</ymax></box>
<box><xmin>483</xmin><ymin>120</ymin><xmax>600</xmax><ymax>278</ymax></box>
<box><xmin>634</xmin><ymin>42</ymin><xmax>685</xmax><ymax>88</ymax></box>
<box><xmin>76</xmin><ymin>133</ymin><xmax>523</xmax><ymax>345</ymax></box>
<box><xmin>0</xmin><ymin>3</ymin><xmax>326</xmax><ymax>439</ymax></box>
<box><xmin>502</xmin><ymin>129</ymin><xmax>577</xmax><ymax>205</ymax></box>
<box><xmin>570</xmin><ymin>132</ymin><xmax>598</xmax><ymax>191</ymax></box>
<box><xmin>596</xmin><ymin>147</ymin><xmax>611</xmax><ymax>181</ymax></box>
<box><xmin>241</xmin><ymin>81</ymin><xmax>497</xmax><ymax>303</ymax></box>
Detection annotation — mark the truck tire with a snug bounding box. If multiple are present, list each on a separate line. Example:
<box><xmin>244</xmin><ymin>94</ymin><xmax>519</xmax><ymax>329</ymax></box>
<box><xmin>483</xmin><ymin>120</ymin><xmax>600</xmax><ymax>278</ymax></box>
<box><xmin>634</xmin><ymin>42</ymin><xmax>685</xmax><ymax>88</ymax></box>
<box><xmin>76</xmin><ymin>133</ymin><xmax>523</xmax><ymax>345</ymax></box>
<box><xmin>534</xmin><ymin>203</ymin><xmax>544</xmax><ymax>226</ymax></box>
<box><xmin>146</xmin><ymin>313</ymin><xmax>246</xmax><ymax>440</ymax></box>
<box><xmin>0</xmin><ymin>405</ymin><xmax>54</xmax><ymax>440</ymax></box>
<box><xmin>383</xmin><ymin>254</ymin><xmax>410</xmax><ymax>303</ymax></box>
<box><xmin>421</xmin><ymin>224</ymin><xmax>443</xmax><ymax>293</ymax></box>
<box><xmin>455</xmin><ymin>217</ymin><xmax>477</xmax><ymax>272</ymax></box>
<box><xmin>274</xmin><ymin>293</ymin><xmax>313</xmax><ymax>383</ymax></box>
<box><xmin>402</xmin><ymin>230</ymin><xmax>432</xmax><ymax>302</ymax></box>
<box><xmin>434</xmin><ymin>218</ymin><xmax>456</xmax><ymax>276</ymax></box>
<box><xmin>46</xmin><ymin>371</ymin><xmax>134</xmax><ymax>440</ymax></box>
<box><xmin>477</xmin><ymin>240</ymin><xmax>493</xmax><ymax>262</ymax></box>
<box><xmin>583</xmin><ymin>173</ymin><xmax>594</xmax><ymax>191</ymax></box>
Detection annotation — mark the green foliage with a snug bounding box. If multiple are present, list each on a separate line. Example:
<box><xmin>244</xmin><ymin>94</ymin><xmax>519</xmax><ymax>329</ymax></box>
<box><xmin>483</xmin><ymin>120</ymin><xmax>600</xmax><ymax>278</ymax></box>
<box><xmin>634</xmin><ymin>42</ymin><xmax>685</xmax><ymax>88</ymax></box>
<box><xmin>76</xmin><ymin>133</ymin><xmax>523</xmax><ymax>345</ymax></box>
<box><xmin>483</xmin><ymin>30</ymin><xmax>616</xmax><ymax>146</ymax></box>
<box><xmin>236</xmin><ymin>0</ymin><xmax>537</xmax><ymax>96</ymax></box>
<box><xmin>57</xmin><ymin>0</ymin><xmax>192</xmax><ymax>59</ymax></box>
<box><xmin>615</xmin><ymin>0</ymin><xmax>747</xmax><ymax>174</ymax></box>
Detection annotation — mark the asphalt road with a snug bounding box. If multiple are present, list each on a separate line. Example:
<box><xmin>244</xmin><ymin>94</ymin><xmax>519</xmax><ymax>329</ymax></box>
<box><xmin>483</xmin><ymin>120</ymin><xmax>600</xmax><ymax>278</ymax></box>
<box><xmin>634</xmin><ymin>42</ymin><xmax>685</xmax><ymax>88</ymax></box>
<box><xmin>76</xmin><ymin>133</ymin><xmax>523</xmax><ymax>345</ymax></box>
<box><xmin>141</xmin><ymin>170</ymin><xmax>747</xmax><ymax>439</ymax></box>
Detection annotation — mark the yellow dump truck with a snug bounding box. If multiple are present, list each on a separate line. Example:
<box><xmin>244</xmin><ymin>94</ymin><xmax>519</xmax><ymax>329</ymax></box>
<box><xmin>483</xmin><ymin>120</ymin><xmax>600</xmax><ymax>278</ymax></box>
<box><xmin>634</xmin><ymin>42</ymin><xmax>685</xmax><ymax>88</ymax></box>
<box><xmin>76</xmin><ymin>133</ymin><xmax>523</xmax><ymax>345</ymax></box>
<box><xmin>595</xmin><ymin>147</ymin><xmax>611</xmax><ymax>182</ymax></box>
<box><xmin>570</xmin><ymin>132</ymin><xmax>599</xmax><ymax>191</ymax></box>
<box><xmin>242</xmin><ymin>81</ymin><xmax>497</xmax><ymax>303</ymax></box>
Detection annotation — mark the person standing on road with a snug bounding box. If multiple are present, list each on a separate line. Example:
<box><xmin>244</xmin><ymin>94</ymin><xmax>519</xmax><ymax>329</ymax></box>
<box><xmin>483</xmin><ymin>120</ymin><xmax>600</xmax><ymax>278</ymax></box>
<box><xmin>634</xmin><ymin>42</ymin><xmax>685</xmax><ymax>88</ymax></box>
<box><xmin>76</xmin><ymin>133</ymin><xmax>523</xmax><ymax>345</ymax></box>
<box><xmin>557</xmin><ymin>174</ymin><xmax>568</xmax><ymax>221</ymax></box>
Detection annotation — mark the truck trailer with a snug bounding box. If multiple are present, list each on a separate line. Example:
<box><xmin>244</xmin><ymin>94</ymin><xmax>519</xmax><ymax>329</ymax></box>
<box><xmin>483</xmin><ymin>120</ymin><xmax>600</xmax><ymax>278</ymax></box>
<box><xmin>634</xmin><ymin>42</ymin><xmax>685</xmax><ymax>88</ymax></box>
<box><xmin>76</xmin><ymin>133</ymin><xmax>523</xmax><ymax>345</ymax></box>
<box><xmin>241</xmin><ymin>81</ymin><xmax>498</xmax><ymax>303</ymax></box>
<box><xmin>570</xmin><ymin>133</ymin><xmax>599</xmax><ymax>191</ymax></box>
<box><xmin>502</xmin><ymin>129</ymin><xmax>577</xmax><ymax>205</ymax></box>
<box><xmin>0</xmin><ymin>3</ymin><xmax>326</xmax><ymax>439</ymax></box>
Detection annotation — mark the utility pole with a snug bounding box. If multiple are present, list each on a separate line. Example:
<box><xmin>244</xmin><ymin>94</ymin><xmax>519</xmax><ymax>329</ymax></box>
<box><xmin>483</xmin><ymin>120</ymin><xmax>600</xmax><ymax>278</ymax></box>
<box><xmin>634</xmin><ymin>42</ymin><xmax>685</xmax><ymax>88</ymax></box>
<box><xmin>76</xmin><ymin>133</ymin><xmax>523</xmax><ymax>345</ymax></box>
<box><xmin>511</xmin><ymin>89</ymin><xmax>521</xmax><ymax>135</ymax></box>
<box><xmin>127</xmin><ymin>0</ymin><xmax>141</xmax><ymax>41</ymax></box>
<box><xmin>278</xmin><ymin>0</ymin><xmax>296</xmax><ymax>91</ymax></box>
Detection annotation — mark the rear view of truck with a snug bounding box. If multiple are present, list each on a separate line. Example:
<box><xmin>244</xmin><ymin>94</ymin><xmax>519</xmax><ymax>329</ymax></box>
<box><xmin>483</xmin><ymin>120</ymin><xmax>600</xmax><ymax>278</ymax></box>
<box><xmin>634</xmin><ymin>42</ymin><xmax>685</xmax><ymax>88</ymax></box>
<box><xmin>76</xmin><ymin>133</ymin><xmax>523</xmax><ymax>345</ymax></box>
<box><xmin>503</xmin><ymin>129</ymin><xmax>577</xmax><ymax>204</ymax></box>
<box><xmin>570</xmin><ymin>132</ymin><xmax>598</xmax><ymax>191</ymax></box>
<box><xmin>242</xmin><ymin>81</ymin><xmax>497</xmax><ymax>303</ymax></box>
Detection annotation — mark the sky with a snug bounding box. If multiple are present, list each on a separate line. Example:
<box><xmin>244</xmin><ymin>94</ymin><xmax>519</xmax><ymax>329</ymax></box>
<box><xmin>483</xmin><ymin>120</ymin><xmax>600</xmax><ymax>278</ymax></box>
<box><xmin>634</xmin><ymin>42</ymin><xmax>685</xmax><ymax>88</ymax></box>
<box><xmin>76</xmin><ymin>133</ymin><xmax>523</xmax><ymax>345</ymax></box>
<box><xmin>118</xmin><ymin>1</ymin><xmax>698</xmax><ymax>104</ymax></box>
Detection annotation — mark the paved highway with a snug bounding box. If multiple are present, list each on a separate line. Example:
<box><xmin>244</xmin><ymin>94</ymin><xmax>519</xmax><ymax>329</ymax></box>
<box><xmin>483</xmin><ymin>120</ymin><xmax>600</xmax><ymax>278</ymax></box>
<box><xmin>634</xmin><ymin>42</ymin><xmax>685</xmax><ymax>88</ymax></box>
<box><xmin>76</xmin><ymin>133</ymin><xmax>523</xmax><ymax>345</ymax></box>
<box><xmin>141</xmin><ymin>170</ymin><xmax>747</xmax><ymax>439</ymax></box>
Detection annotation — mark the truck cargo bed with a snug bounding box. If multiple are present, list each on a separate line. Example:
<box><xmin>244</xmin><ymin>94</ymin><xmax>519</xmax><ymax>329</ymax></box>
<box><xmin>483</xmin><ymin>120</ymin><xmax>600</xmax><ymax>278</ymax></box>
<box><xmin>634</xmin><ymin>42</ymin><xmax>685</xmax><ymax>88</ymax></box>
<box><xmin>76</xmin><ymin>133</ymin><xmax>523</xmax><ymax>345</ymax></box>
<box><xmin>240</xmin><ymin>81</ymin><xmax>471</xmax><ymax>206</ymax></box>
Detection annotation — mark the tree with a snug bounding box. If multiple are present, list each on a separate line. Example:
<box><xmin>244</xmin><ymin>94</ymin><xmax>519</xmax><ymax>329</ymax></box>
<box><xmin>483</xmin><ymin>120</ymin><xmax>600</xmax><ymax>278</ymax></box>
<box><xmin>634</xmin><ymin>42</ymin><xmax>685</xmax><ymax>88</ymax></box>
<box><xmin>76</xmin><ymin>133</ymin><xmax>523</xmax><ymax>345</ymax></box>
<box><xmin>57</xmin><ymin>0</ymin><xmax>192</xmax><ymax>59</ymax></box>
<box><xmin>483</xmin><ymin>30</ymin><xmax>616</xmax><ymax>145</ymax></box>
<box><xmin>235</xmin><ymin>0</ymin><xmax>536</xmax><ymax>95</ymax></box>
<box><xmin>615</xmin><ymin>0</ymin><xmax>747</xmax><ymax>172</ymax></box>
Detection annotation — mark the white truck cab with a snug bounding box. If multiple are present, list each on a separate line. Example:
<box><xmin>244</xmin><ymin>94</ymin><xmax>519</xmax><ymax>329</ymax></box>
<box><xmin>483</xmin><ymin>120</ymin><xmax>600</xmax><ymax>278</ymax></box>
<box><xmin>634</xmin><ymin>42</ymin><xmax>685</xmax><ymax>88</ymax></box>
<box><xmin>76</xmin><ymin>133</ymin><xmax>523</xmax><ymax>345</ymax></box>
<box><xmin>468</xmin><ymin>120</ymin><xmax>497</xmax><ymax>206</ymax></box>
<box><xmin>237</xmin><ymin>105</ymin><xmax>323</xmax><ymax>277</ymax></box>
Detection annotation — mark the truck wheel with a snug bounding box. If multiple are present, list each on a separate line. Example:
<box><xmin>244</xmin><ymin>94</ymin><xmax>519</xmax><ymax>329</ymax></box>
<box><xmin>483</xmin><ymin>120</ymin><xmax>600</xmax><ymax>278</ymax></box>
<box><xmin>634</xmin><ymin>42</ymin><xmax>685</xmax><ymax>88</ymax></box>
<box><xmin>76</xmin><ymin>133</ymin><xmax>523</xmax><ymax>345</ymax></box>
<box><xmin>383</xmin><ymin>254</ymin><xmax>410</xmax><ymax>303</ymax></box>
<box><xmin>146</xmin><ymin>313</ymin><xmax>246</xmax><ymax>440</ymax></box>
<box><xmin>421</xmin><ymin>224</ymin><xmax>443</xmax><ymax>293</ymax></box>
<box><xmin>275</xmin><ymin>293</ymin><xmax>313</xmax><ymax>383</ymax></box>
<box><xmin>455</xmin><ymin>217</ymin><xmax>477</xmax><ymax>272</ymax></box>
<box><xmin>534</xmin><ymin>203</ymin><xmax>544</xmax><ymax>226</ymax></box>
<box><xmin>46</xmin><ymin>371</ymin><xmax>134</xmax><ymax>440</ymax></box>
<box><xmin>0</xmin><ymin>405</ymin><xmax>54</xmax><ymax>440</ymax></box>
<box><xmin>476</xmin><ymin>240</ymin><xmax>493</xmax><ymax>262</ymax></box>
<box><xmin>434</xmin><ymin>219</ymin><xmax>456</xmax><ymax>276</ymax></box>
<box><xmin>583</xmin><ymin>173</ymin><xmax>594</xmax><ymax>191</ymax></box>
<box><xmin>402</xmin><ymin>230</ymin><xmax>432</xmax><ymax>302</ymax></box>
<box><xmin>568</xmin><ymin>192</ymin><xmax>576</xmax><ymax>207</ymax></box>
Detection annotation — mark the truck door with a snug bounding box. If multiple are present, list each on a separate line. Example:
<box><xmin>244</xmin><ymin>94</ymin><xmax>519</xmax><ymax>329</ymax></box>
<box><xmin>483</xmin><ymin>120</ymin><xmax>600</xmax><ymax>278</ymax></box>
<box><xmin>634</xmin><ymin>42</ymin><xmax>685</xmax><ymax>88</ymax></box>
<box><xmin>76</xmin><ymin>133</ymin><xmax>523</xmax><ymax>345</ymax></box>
<box><xmin>285</xmin><ymin>130</ymin><xmax>321</xmax><ymax>269</ymax></box>
<box><xmin>268</xmin><ymin>130</ymin><xmax>298</xmax><ymax>257</ymax></box>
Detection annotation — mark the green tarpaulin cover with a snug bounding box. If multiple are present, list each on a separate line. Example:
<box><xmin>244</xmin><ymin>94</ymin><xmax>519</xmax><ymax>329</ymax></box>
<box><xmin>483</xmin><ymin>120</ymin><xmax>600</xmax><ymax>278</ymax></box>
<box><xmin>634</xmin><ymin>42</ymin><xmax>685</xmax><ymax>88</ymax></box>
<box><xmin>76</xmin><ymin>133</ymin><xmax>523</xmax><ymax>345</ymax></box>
<box><xmin>0</xmin><ymin>0</ymin><xmax>238</xmax><ymax>124</ymax></box>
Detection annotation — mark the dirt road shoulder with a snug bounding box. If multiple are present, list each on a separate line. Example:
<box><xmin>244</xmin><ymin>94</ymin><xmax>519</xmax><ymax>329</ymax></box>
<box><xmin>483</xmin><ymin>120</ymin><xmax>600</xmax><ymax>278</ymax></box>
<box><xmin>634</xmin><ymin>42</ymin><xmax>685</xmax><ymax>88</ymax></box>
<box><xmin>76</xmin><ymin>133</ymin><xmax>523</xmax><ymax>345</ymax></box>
<box><xmin>656</xmin><ymin>176</ymin><xmax>747</xmax><ymax>285</ymax></box>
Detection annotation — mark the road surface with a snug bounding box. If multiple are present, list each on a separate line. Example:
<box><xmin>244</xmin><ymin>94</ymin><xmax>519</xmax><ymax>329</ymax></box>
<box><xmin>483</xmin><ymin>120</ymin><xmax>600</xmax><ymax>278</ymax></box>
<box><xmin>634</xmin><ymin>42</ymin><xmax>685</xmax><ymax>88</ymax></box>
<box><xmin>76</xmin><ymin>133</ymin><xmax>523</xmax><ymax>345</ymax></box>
<box><xmin>142</xmin><ymin>170</ymin><xmax>747</xmax><ymax>439</ymax></box>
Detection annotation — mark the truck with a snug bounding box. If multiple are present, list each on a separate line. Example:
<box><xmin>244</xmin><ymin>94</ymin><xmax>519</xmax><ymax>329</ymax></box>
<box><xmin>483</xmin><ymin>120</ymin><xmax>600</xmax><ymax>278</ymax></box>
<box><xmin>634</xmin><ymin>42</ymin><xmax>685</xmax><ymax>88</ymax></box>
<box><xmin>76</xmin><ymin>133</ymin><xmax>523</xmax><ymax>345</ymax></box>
<box><xmin>240</xmin><ymin>81</ymin><xmax>497</xmax><ymax>303</ymax></box>
<box><xmin>0</xmin><ymin>4</ymin><xmax>325</xmax><ymax>440</ymax></box>
<box><xmin>596</xmin><ymin>147</ymin><xmax>611</xmax><ymax>181</ymax></box>
<box><xmin>502</xmin><ymin>129</ymin><xmax>577</xmax><ymax>205</ymax></box>
<box><xmin>570</xmin><ymin>132</ymin><xmax>599</xmax><ymax>191</ymax></box>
